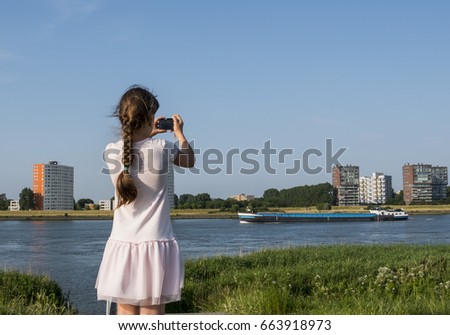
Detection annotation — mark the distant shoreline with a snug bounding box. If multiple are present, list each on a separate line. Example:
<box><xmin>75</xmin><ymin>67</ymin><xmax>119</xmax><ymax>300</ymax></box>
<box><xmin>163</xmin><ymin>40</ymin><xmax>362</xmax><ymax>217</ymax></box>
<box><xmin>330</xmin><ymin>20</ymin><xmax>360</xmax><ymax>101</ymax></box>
<box><xmin>0</xmin><ymin>210</ymin><xmax>237</xmax><ymax>221</ymax></box>
<box><xmin>1</xmin><ymin>205</ymin><xmax>450</xmax><ymax>221</ymax></box>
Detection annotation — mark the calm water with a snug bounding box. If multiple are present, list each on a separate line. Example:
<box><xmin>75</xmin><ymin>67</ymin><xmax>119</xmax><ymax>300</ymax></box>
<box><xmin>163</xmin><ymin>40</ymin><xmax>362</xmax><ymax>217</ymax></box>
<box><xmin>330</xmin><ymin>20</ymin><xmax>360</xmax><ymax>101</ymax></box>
<box><xmin>1</xmin><ymin>215</ymin><xmax>449</xmax><ymax>315</ymax></box>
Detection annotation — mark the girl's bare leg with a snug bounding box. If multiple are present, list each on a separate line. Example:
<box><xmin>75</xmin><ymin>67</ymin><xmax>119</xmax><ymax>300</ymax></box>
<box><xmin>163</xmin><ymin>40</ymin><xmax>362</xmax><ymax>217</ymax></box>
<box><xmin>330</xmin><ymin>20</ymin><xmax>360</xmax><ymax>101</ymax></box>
<box><xmin>117</xmin><ymin>303</ymin><xmax>139</xmax><ymax>315</ymax></box>
<box><xmin>140</xmin><ymin>304</ymin><xmax>165</xmax><ymax>315</ymax></box>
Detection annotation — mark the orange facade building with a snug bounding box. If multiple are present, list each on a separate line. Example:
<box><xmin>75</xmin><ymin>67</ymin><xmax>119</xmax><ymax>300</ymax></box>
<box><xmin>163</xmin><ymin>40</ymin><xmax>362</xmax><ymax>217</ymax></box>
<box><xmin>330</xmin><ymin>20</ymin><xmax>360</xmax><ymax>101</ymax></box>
<box><xmin>33</xmin><ymin>164</ymin><xmax>45</xmax><ymax>210</ymax></box>
<box><xmin>33</xmin><ymin>161</ymin><xmax>74</xmax><ymax>210</ymax></box>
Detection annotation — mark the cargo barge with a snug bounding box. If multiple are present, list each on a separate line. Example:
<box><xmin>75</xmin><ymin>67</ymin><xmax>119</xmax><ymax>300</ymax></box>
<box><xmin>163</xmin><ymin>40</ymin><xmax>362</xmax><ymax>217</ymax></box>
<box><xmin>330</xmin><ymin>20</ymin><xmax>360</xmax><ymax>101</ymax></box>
<box><xmin>237</xmin><ymin>210</ymin><xmax>408</xmax><ymax>224</ymax></box>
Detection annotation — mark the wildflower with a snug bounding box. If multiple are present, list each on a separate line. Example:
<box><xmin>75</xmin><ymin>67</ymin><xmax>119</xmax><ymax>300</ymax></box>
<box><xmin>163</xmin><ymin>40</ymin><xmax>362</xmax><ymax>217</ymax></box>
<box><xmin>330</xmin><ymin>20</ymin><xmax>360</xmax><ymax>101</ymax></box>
<box><xmin>378</xmin><ymin>267</ymin><xmax>390</xmax><ymax>273</ymax></box>
<box><xmin>358</xmin><ymin>275</ymin><xmax>368</xmax><ymax>286</ymax></box>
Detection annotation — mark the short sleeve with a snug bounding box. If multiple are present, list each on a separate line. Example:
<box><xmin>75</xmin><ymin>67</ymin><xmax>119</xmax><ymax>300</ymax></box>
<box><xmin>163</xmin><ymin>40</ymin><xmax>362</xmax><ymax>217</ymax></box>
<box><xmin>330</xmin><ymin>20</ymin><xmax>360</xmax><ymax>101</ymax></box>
<box><xmin>103</xmin><ymin>141</ymin><xmax>122</xmax><ymax>176</ymax></box>
<box><xmin>164</xmin><ymin>140</ymin><xmax>180</xmax><ymax>163</ymax></box>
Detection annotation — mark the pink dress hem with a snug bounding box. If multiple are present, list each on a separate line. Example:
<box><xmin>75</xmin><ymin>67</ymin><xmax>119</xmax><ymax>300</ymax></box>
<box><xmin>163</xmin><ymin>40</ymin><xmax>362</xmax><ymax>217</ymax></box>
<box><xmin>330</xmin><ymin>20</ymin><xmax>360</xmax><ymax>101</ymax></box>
<box><xmin>95</xmin><ymin>238</ymin><xmax>184</xmax><ymax>306</ymax></box>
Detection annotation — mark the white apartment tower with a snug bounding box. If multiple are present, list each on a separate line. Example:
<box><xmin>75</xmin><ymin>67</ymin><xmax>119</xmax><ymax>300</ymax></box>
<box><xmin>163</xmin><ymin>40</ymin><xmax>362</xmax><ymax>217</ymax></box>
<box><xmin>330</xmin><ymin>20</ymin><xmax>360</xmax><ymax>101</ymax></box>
<box><xmin>167</xmin><ymin>162</ymin><xmax>175</xmax><ymax>209</ymax></box>
<box><xmin>33</xmin><ymin>161</ymin><xmax>74</xmax><ymax>210</ymax></box>
<box><xmin>359</xmin><ymin>172</ymin><xmax>393</xmax><ymax>204</ymax></box>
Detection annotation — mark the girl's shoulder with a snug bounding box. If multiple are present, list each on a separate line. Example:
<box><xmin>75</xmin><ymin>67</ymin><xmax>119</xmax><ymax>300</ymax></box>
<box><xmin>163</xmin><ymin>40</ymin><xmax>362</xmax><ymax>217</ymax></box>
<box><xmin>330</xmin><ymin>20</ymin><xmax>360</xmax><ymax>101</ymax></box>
<box><xmin>105</xmin><ymin>140</ymin><xmax>123</xmax><ymax>151</ymax></box>
<box><xmin>136</xmin><ymin>137</ymin><xmax>175</xmax><ymax>149</ymax></box>
<box><xmin>105</xmin><ymin>138</ymin><xmax>176</xmax><ymax>151</ymax></box>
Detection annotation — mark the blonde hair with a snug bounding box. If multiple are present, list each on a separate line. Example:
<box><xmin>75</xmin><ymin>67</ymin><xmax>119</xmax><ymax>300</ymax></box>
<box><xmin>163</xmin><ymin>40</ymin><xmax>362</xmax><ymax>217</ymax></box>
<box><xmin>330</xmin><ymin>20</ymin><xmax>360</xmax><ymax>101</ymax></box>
<box><xmin>113</xmin><ymin>85</ymin><xmax>159</xmax><ymax>207</ymax></box>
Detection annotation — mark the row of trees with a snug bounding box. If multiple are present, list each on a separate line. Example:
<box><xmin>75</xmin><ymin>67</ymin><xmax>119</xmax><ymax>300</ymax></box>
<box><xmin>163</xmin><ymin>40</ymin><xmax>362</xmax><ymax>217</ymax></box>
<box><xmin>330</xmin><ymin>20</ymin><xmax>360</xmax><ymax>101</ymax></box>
<box><xmin>0</xmin><ymin>189</ymin><xmax>35</xmax><ymax>210</ymax></box>
<box><xmin>0</xmin><ymin>194</ymin><xmax>9</xmax><ymax>210</ymax></box>
<box><xmin>2</xmin><ymin>185</ymin><xmax>450</xmax><ymax>211</ymax></box>
<box><xmin>175</xmin><ymin>183</ymin><xmax>336</xmax><ymax>212</ymax></box>
<box><xmin>175</xmin><ymin>192</ymin><xmax>256</xmax><ymax>212</ymax></box>
<box><xmin>262</xmin><ymin>183</ymin><xmax>334</xmax><ymax>207</ymax></box>
<box><xmin>0</xmin><ymin>188</ymin><xmax>98</xmax><ymax>210</ymax></box>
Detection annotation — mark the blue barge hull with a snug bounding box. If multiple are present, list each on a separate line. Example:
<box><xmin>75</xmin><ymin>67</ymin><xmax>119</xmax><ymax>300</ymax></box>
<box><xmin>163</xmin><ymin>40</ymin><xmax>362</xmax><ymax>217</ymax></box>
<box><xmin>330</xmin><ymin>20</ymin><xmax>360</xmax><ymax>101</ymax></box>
<box><xmin>238</xmin><ymin>212</ymin><xmax>379</xmax><ymax>223</ymax></box>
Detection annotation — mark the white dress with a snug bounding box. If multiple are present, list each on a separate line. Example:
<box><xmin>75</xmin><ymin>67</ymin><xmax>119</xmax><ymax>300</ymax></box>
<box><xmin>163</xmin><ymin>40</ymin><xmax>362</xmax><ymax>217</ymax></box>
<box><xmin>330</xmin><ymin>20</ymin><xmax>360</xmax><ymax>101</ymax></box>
<box><xmin>95</xmin><ymin>138</ymin><xmax>183</xmax><ymax>306</ymax></box>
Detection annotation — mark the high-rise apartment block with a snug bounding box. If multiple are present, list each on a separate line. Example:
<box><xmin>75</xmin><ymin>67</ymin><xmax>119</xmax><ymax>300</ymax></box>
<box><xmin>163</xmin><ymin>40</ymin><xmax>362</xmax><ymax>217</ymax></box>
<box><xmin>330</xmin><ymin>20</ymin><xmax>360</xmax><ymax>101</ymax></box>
<box><xmin>402</xmin><ymin>164</ymin><xmax>448</xmax><ymax>204</ymax></box>
<box><xmin>359</xmin><ymin>173</ymin><xmax>393</xmax><ymax>204</ymax></box>
<box><xmin>332</xmin><ymin>165</ymin><xmax>360</xmax><ymax>206</ymax></box>
<box><xmin>33</xmin><ymin>161</ymin><xmax>74</xmax><ymax>210</ymax></box>
<box><xmin>167</xmin><ymin>161</ymin><xmax>175</xmax><ymax>209</ymax></box>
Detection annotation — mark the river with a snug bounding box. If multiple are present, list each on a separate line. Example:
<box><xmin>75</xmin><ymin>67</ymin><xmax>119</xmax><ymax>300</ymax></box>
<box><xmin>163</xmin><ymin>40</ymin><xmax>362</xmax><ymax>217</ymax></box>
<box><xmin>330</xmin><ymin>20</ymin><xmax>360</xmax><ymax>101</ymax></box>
<box><xmin>1</xmin><ymin>215</ymin><xmax>449</xmax><ymax>314</ymax></box>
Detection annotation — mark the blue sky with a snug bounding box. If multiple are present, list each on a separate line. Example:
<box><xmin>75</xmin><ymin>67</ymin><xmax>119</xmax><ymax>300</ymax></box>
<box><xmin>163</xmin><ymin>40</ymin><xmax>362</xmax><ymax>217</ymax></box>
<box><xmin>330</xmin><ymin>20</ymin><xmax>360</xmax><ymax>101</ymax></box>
<box><xmin>1</xmin><ymin>0</ymin><xmax>449</xmax><ymax>202</ymax></box>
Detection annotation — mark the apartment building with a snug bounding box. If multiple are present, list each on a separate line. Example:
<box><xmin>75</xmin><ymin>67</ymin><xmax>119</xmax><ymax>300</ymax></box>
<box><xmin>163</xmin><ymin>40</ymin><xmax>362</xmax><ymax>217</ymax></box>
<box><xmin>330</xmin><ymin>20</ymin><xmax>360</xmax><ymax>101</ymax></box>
<box><xmin>33</xmin><ymin>161</ymin><xmax>74</xmax><ymax>210</ymax></box>
<box><xmin>99</xmin><ymin>200</ymin><xmax>114</xmax><ymax>211</ymax></box>
<box><xmin>8</xmin><ymin>200</ymin><xmax>20</xmax><ymax>211</ymax></box>
<box><xmin>229</xmin><ymin>194</ymin><xmax>256</xmax><ymax>201</ymax></box>
<box><xmin>167</xmin><ymin>162</ymin><xmax>175</xmax><ymax>209</ymax></box>
<box><xmin>359</xmin><ymin>173</ymin><xmax>393</xmax><ymax>204</ymax></box>
<box><xmin>403</xmin><ymin>163</ymin><xmax>448</xmax><ymax>204</ymax></box>
<box><xmin>332</xmin><ymin>165</ymin><xmax>360</xmax><ymax>206</ymax></box>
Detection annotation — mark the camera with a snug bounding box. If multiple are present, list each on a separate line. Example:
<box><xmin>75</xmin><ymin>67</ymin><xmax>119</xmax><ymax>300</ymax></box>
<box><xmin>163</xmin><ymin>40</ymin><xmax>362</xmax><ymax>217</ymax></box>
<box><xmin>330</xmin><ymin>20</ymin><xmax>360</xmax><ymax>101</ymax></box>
<box><xmin>156</xmin><ymin>118</ymin><xmax>174</xmax><ymax>131</ymax></box>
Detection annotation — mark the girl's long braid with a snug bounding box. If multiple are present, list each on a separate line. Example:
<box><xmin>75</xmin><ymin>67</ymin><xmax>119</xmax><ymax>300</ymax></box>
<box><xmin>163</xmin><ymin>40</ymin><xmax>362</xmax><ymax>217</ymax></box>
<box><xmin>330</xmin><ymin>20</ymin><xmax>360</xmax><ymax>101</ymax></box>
<box><xmin>122</xmin><ymin>117</ymin><xmax>134</xmax><ymax>169</ymax></box>
<box><xmin>116</xmin><ymin>115</ymin><xmax>138</xmax><ymax>207</ymax></box>
<box><xmin>114</xmin><ymin>85</ymin><xmax>159</xmax><ymax>208</ymax></box>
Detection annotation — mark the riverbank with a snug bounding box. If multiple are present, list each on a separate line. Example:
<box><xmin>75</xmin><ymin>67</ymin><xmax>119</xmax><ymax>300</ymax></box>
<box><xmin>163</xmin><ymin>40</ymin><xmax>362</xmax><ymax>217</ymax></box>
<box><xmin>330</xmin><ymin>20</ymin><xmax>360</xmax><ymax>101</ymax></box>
<box><xmin>1</xmin><ymin>204</ymin><xmax>450</xmax><ymax>221</ymax></box>
<box><xmin>168</xmin><ymin>244</ymin><xmax>450</xmax><ymax>315</ymax></box>
<box><xmin>0</xmin><ymin>270</ymin><xmax>77</xmax><ymax>315</ymax></box>
<box><xmin>3</xmin><ymin>244</ymin><xmax>449</xmax><ymax>315</ymax></box>
<box><xmin>0</xmin><ymin>210</ymin><xmax>114</xmax><ymax>221</ymax></box>
<box><xmin>0</xmin><ymin>209</ymin><xmax>236</xmax><ymax>221</ymax></box>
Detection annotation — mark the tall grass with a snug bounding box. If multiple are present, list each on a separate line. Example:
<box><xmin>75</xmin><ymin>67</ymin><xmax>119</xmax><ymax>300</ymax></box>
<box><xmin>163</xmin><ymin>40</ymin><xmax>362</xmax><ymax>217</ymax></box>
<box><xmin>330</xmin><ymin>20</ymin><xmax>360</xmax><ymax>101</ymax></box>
<box><xmin>167</xmin><ymin>245</ymin><xmax>450</xmax><ymax>314</ymax></box>
<box><xmin>0</xmin><ymin>270</ymin><xmax>77</xmax><ymax>315</ymax></box>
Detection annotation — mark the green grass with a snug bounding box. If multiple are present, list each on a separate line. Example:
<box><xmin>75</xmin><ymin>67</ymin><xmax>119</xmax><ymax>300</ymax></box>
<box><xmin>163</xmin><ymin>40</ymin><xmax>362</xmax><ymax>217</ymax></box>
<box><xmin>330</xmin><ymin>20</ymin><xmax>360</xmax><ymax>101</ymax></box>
<box><xmin>167</xmin><ymin>244</ymin><xmax>450</xmax><ymax>314</ymax></box>
<box><xmin>0</xmin><ymin>270</ymin><xmax>77</xmax><ymax>315</ymax></box>
<box><xmin>2</xmin><ymin>245</ymin><xmax>448</xmax><ymax>315</ymax></box>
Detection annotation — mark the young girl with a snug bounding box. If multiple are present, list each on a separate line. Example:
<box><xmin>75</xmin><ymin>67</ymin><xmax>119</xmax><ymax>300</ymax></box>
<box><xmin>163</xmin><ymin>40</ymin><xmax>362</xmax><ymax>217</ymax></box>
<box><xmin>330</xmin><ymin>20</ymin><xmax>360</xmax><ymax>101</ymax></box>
<box><xmin>95</xmin><ymin>85</ymin><xmax>194</xmax><ymax>315</ymax></box>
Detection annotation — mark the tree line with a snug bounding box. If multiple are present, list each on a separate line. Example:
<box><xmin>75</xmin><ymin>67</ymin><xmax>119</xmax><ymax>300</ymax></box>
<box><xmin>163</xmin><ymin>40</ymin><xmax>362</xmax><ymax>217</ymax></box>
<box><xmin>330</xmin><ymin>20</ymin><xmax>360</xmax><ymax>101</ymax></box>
<box><xmin>0</xmin><ymin>189</ymin><xmax>99</xmax><ymax>210</ymax></box>
<box><xmin>1</xmin><ymin>185</ymin><xmax>450</xmax><ymax>211</ymax></box>
<box><xmin>176</xmin><ymin>183</ymin><xmax>336</xmax><ymax>212</ymax></box>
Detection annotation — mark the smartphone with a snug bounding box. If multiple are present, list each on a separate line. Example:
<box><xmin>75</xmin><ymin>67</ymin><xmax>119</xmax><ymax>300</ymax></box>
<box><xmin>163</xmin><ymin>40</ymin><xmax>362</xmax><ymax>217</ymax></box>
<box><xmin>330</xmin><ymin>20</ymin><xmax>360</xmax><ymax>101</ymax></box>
<box><xmin>156</xmin><ymin>118</ymin><xmax>174</xmax><ymax>131</ymax></box>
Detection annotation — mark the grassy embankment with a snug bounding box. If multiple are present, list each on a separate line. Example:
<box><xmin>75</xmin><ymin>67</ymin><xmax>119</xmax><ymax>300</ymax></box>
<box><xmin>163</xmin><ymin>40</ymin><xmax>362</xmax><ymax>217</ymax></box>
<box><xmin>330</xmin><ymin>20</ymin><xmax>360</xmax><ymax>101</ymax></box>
<box><xmin>1</xmin><ymin>245</ymin><xmax>449</xmax><ymax>314</ymax></box>
<box><xmin>1</xmin><ymin>204</ymin><xmax>450</xmax><ymax>221</ymax></box>
<box><xmin>0</xmin><ymin>209</ymin><xmax>233</xmax><ymax>220</ymax></box>
<box><xmin>167</xmin><ymin>244</ymin><xmax>450</xmax><ymax>315</ymax></box>
<box><xmin>0</xmin><ymin>210</ymin><xmax>114</xmax><ymax>220</ymax></box>
<box><xmin>0</xmin><ymin>270</ymin><xmax>77</xmax><ymax>315</ymax></box>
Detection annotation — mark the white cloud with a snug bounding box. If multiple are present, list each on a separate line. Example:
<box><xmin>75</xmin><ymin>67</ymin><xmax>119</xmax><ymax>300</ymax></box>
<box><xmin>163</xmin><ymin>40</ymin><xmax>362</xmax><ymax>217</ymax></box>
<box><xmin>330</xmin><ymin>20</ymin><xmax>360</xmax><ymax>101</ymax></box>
<box><xmin>310</xmin><ymin>115</ymin><xmax>351</xmax><ymax>128</ymax></box>
<box><xmin>46</xmin><ymin>0</ymin><xmax>102</xmax><ymax>29</ymax></box>
<box><xmin>0</xmin><ymin>49</ymin><xmax>18</xmax><ymax>62</ymax></box>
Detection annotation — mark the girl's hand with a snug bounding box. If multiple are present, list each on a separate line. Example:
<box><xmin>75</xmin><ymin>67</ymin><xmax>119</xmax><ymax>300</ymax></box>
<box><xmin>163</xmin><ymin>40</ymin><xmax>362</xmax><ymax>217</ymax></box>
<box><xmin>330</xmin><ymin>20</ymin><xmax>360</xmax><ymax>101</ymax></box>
<box><xmin>172</xmin><ymin>114</ymin><xmax>185</xmax><ymax>139</ymax></box>
<box><xmin>150</xmin><ymin>116</ymin><xmax>168</xmax><ymax>137</ymax></box>
<box><xmin>171</xmin><ymin>114</ymin><xmax>195</xmax><ymax>168</ymax></box>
